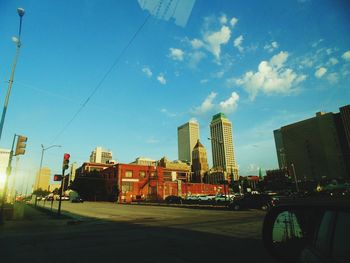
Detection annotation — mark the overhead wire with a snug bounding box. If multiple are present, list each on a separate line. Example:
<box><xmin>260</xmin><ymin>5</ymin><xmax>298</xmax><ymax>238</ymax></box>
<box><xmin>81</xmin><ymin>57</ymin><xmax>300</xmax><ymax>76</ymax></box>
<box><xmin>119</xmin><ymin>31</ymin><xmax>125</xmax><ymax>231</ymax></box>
<box><xmin>50</xmin><ymin>11</ymin><xmax>153</xmax><ymax>144</ymax></box>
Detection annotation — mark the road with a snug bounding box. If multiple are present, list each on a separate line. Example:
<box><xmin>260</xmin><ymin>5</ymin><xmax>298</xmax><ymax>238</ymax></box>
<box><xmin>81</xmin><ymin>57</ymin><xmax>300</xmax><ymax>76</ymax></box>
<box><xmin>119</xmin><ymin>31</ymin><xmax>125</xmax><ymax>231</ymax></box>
<box><xmin>1</xmin><ymin>202</ymin><xmax>273</xmax><ymax>263</ymax></box>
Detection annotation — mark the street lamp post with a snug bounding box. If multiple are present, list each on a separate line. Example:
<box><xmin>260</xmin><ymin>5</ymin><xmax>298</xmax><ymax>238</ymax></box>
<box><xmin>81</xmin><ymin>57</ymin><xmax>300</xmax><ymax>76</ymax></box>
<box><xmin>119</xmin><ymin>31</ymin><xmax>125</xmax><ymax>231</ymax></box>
<box><xmin>36</xmin><ymin>144</ymin><xmax>61</xmax><ymax>193</ymax></box>
<box><xmin>0</xmin><ymin>8</ymin><xmax>25</xmax><ymax>142</ymax></box>
<box><xmin>291</xmin><ymin>163</ymin><xmax>299</xmax><ymax>193</ymax></box>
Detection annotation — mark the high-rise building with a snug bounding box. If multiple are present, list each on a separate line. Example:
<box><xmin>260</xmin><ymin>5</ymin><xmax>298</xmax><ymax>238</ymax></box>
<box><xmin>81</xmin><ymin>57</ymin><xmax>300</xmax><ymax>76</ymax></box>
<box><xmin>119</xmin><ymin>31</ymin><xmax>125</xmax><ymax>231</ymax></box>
<box><xmin>274</xmin><ymin>105</ymin><xmax>350</xmax><ymax>182</ymax></box>
<box><xmin>34</xmin><ymin>167</ymin><xmax>51</xmax><ymax>191</ymax></box>
<box><xmin>191</xmin><ymin>140</ymin><xmax>209</xmax><ymax>182</ymax></box>
<box><xmin>68</xmin><ymin>162</ymin><xmax>78</xmax><ymax>185</ymax></box>
<box><xmin>177</xmin><ymin>121</ymin><xmax>200</xmax><ymax>163</ymax></box>
<box><xmin>89</xmin><ymin>147</ymin><xmax>113</xmax><ymax>164</ymax></box>
<box><xmin>210</xmin><ymin>113</ymin><xmax>239</xmax><ymax>180</ymax></box>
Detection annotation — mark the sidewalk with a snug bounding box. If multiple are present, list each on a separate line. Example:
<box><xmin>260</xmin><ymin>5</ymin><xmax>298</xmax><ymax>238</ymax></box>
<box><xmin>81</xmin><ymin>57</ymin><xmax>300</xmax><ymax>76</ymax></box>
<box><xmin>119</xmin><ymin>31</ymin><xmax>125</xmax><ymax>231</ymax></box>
<box><xmin>0</xmin><ymin>203</ymin><xmax>70</xmax><ymax>233</ymax></box>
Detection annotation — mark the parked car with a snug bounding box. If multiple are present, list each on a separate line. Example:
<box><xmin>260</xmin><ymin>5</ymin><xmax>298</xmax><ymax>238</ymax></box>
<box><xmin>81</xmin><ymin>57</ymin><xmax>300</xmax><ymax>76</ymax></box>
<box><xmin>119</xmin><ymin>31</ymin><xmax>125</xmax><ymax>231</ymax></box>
<box><xmin>228</xmin><ymin>194</ymin><xmax>278</xmax><ymax>211</ymax></box>
<box><xmin>185</xmin><ymin>195</ymin><xmax>199</xmax><ymax>203</ymax></box>
<box><xmin>215</xmin><ymin>194</ymin><xmax>230</xmax><ymax>202</ymax></box>
<box><xmin>262</xmin><ymin>200</ymin><xmax>350</xmax><ymax>263</ymax></box>
<box><xmin>164</xmin><ymin>195</ymin><xmax>183</xmax><ymax>204</ymax></box>
<box><xmin>71</xmin><ymin>197</ymin><xmax>84</xmax><ymax>203</ymax></box>
<box><xmin>198</xmin><ymin>195</ymin><xmax>215</xmax><ymax>202</ymax></box>
<box><xmin>61</xmin><ymin>196</ymin><xmax>70</xmax><ymax>201</ymax></box>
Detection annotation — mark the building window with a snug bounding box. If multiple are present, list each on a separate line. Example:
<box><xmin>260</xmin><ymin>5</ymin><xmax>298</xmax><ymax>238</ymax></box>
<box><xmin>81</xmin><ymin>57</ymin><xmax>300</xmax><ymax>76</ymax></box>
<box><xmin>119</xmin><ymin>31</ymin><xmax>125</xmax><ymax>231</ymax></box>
<box><xmin>122</xmin><ymin>182</ymin><xmax>133</xmax><ymax>193</ymax></box>
<box><xmin>139</xmin><ymin>171</ymin><xmax>146</xmax><ymax>178</ymax></box>
<box><xmin>125</xmin><ymin>171</ymin><xmax>133</xmax><ymax>177</ymax></box>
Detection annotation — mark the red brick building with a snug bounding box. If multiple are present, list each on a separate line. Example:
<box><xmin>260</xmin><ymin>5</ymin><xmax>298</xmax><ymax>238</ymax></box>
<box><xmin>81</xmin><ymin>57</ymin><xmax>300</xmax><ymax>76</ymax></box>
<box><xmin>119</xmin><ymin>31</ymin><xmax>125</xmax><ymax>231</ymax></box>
<box><xmin>100</xmin><ymin>163</ymin><xmax>225</xmax><ymax>203</ymax></box>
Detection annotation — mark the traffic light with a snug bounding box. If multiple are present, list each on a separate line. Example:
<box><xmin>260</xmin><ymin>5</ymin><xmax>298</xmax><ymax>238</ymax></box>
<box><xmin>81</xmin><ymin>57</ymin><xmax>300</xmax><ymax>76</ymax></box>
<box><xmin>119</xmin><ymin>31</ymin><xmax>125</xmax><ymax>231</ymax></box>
<box><xmin>62</xmin><ymin>153</ymin><xmax>70</xmax><ymax>171</ymax></box>
<box><xmin>53</xmin><ymin>174</ymin><xmax>62</xmax><ymax>181</ymax></box>
<box><xmin>15</xmin><ymin>135</ymin><xmax>27</xmax><ymax>155</ymax></box>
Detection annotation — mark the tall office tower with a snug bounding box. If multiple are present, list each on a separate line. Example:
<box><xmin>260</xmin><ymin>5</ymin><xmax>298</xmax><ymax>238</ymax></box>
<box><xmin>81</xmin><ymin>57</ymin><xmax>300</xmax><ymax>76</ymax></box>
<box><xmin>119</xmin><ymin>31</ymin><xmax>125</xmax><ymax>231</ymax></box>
<box><xmin>177</xmin><ymin>121</ymin><xmax>200</xmax><ymax>163</ymax></box>
<box><xmin>34</xmin><ymin>167</ymin><xmax>51</xmax><ymax>191</ymax></box>
<box><xmin>89</xmin><ymin>147</ymin><xmax>113</xmax><ymax>164</ymax></box>
<box><xmin>191</xmin><ymin>139</ymin><xmax>209</xmax><ymax>182</ymax></box>
<box><xmin>274</xmin><ymin>105</ymin><xmax>350</xmax><ymax>182</ymax></box>
<box><xmin>210</xmin><ymin>113</ymin><xmax>239</xmax><ymax>180</ymax></box>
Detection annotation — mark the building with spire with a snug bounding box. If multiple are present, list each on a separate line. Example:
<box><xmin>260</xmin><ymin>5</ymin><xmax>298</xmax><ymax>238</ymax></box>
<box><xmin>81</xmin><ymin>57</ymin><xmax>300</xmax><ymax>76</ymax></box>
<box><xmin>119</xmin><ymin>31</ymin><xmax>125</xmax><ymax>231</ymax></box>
<box><xmin>210</xmin><ymin>113</ymin><xmax>239</xmax><ymax>180</ymax></box>
<box><xmin>177</xmin><ymin>120</ymin><xmax>200</xmax><ymax>163</ymax></box>
<box><xmin>191</xmin><ymin>139</ymin><xmax>209</xmax><ymax>182</ymax></box>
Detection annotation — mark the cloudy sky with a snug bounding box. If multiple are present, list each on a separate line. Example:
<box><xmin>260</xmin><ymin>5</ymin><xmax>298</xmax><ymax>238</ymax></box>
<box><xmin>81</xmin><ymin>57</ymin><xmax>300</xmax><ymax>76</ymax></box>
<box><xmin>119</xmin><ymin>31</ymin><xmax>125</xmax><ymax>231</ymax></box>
<box><xmin>0</xmin><ymin>0</ymin><xmax>349</xmax><ymax>190</ymax></box>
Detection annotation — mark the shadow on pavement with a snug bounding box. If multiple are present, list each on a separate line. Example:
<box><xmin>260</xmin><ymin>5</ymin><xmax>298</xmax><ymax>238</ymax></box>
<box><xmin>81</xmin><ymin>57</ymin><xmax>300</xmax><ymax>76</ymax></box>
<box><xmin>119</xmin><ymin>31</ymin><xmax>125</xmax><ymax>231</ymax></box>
<box><xmin>0</xmin><ymin>204</ymin><xmax>274</xmax><ymax>263</ymax></box>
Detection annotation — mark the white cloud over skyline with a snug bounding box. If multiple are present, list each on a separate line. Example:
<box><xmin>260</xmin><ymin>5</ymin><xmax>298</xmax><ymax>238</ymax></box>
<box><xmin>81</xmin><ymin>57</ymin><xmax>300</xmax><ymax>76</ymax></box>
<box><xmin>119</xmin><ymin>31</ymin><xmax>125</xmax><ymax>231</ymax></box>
<box><xmin>157</xmin><ymin>73</ymin><xmax>167</xmax><ymax>85</ymax></box>
<box><xmin>219</xmin><ymin>92</ymin><xmax>239</xmax><ymax>113</ymax></box>
<box><xmin>235</xmin><ymin>51</ymin><xmax>306</xmax><ymax>100</ymax></box>
<box><xmin>315</xmin><ymin>67</ymin><xmax>327</xmax><ymax>78</ymax></box>
<box><xmin>234</xmin><ymin>35</ymin><xmax>244</xmax><ymax>52</ymax></box>
<box><xmin>169</xmin><ymin>48</ymin><xmax>185</xmax><ymax>61</ymax></box>
<box><xmin>142</xmin><ymin>66</ymin><xmax>153</xmax><ymax>77</ymax></box>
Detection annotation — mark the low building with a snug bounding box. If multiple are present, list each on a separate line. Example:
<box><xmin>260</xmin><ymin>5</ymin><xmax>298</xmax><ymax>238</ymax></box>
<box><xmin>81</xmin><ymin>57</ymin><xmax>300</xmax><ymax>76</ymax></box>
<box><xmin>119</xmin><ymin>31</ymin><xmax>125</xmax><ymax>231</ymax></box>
<box><xmin>34</xmin><ymin>167</ymin><xmax>51</xmax><ymax>191</ymax></box>
<box><xmin>100</xmin><ymin>163</ymin><xmax>225</xmax><ymax>203</ymax></box>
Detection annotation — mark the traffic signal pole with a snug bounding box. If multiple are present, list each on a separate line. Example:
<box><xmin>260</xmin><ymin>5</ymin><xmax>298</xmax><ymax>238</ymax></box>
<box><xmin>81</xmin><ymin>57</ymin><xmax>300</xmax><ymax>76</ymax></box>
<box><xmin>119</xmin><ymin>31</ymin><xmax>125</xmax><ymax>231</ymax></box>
<box><xmin>57</xmin><ymin>153</ymin><xmax>70</xmax><ymax>217</ymax></box>
<box><xmin>57</xmin><ymin>169</ymin><xmax>65</xmax><ymax>217</ymax></box>
<box><xmin>0</xmin><ymin>134</ymin><xmax>16</xmax><ymax>223</ymax></box>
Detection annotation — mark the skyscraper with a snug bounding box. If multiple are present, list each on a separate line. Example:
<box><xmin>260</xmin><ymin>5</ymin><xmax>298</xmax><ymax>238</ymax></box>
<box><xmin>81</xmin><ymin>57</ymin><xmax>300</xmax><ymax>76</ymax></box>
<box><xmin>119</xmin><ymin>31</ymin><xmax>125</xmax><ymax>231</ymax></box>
<box><xmin>177</xmin><ymin>121</ymin><xmax>200</xmax><ymax>163</ymax></box>
<box><xmin>34</xmin><ymin>167</ymin><xmax>51</xmax><ymax>191</ymax></box>
<box><xmin>89</xmin><ymin>147</ymin><xmax>113</xmax><ymax>164</ymax></box>
<box><xmin>274</xmin><ymin>106</ymin><xmax>350</xmax><ymax>181</ymax></box>
<box><xmin>210</xmin><ymin>113</ymin><xmax>239</xmax><ymax>180</ymax></box>
<box><xmin>191</xmin><ymin>139</ymin><xmax>209</xmax><ymax>182</ymax></box>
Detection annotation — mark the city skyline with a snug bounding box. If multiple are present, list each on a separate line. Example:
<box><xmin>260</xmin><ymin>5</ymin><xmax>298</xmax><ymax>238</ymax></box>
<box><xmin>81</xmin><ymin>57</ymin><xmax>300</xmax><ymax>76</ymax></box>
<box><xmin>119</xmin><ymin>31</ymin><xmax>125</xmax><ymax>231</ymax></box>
<box><xmin>0</xmin><ymin>1</ymin><xmax>349</xmax><ymax>191</ymax></box>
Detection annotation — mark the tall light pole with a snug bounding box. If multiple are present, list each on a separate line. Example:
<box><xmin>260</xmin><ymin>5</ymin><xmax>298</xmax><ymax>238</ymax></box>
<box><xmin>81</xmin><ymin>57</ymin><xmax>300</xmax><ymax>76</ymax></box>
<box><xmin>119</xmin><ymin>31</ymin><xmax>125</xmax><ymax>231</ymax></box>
<box><xmin>36</xmin><ymin>144</ymin><xmax>61</xmax><ymax>191</ymax></box>
<box><xmin>291</xmin><ymin>163</ymin><xmax>299</xmax><ymax>193</ymax></box>
<box><xmin>0</xmin><ymin>8</ymin><xmax>25</xmax><ymax>142</ymax></box>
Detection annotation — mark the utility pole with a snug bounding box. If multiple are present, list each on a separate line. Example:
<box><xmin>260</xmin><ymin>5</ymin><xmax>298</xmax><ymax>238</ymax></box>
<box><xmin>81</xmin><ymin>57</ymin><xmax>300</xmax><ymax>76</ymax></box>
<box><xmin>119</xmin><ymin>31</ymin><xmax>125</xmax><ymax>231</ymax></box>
<box><xmin>291</xmin><ymin>163</ymin><xmax>299</xmax><ymax>192</ymax></box>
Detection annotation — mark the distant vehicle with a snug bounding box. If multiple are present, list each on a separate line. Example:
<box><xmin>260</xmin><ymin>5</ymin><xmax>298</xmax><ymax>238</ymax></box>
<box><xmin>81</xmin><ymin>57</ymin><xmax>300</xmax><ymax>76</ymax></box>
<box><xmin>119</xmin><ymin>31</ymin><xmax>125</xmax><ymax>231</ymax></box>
<box><xmin>61</xmin><ymin>196</ymin><xmax>70</xmax><ymax>201</ymax></box>
<box><xmin>164</xmin><ymin>195</ymin><xmax>183</xmax><ymax>204</ymax></box>
<box><xmin>185</xmin><ymin>195</ymin><xmax>199</xmax><ymax>203</ymax></box>
<box><xmin>228</xmin><ymin>194</ymin><xmax>278</xmax><ymax>211</ymax></box>
<box><xmin>198</xmin><ymin>195</ymin><xmax>215</xmax><ymax>202</ymax></box>
<box><xmin>215</xmin><ymin>194</ymin><xmax>229</xmax><ymax>202</ymax></box>
<box><xmin>71</xmin><ymin>197</ymin><xmax>84</xmax><ymax>203</ymax></box>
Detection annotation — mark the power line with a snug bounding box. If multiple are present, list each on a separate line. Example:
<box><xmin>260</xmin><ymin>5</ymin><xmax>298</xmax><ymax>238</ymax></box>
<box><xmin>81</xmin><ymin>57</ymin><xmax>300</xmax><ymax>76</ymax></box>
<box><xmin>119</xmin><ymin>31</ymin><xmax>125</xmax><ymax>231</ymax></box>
<box><xmin>50</xmin><ymin>12</ymin><xmax>153</xmax><ymax>144</ymax></box>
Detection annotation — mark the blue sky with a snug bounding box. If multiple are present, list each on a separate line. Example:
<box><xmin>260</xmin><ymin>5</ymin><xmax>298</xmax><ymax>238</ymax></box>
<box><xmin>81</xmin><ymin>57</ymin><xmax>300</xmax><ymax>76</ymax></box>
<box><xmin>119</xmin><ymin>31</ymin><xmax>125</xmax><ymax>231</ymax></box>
<box><xmin>0</xmin><ymin>0</ymin><xmax>350</xmax><ymax>191</ymax></box>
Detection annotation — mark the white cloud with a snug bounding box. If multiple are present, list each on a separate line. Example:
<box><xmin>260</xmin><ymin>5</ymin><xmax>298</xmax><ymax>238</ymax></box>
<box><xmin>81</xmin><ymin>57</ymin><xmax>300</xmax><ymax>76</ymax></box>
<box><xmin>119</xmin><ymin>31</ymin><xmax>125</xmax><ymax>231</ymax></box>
<box><xmin>200</xmin><ymin>79</ymin><xmax>209</xmax><ymax>84</ymax></box>
<box><xmin>146</xmin><ymin>138</ymin><xmax>159</xmax><ymax>144</ymax></box>
<box><xmin>328</xmin><ymin>57</ymin><xmax>339</xmax><ymax>66</ymax></box>
<box><xmin>342</xmin><ymin>51</ymin><xmax>350</xmax><ymax>61</ymax></box>
<box><xmin>169</xmin><ymin>48</ymin><xmax>184</xmax><ymax>61</ymax></box>
<box><xmin>142</xmin><ymin>66</ymin><xmax>152</xmax><ymax>77</ymax></box>
<box><xmin>157</xmin><ymin>73</ymin><xmax>166</xmax><ymax>85</ymax></box>
<box><xmin>230</xmin><ymin>17</ymin><xmax>238</xmax><ymax>27</ymax></box>
<box><xmin>219</xmin><ymin>92</ymin><xmax>239</xmax><ymax>113</ymax></box>
<box><xmin>315</xmin><ymin>67</ymin><xmax>327</xmax><ymax>78</ymax></box>
<box><xmin>219</xmin><ymin>14</ymin><xmax>228</xmax><ymax>24</ymax></box>
<box><xmin>270</xmin><ymin>51</ymin><xmax>288</xmax><ymax>68</ymax></box>
<box><xmin>235</xmin><ymin>51</ymin><xmax>306</xmax><ymax>100</ymax></box>
<box><xmin>327</xmin><ymin>72</ymin><xmax>338</xmax><ymax>84</ymax></box>
<box><xmin>213</xmin><ymin>71</ymin><xmax>225</xmax><ymax>78</ymax></box>
<box><xmin>160</xmin><ymin>108</ymin><xmax>177</xmax><ymax>117</ymax></box>
<box><xmin>192</xmin><ymin>92</ymin><xmax>217</xmax><ymax>115</ymax></box>
<box><xmin>189</xmin><ymin>117</ymin><xmax>198</xmax><ymax>123</ymax></box>
<box><xmin>203</xmin><ymin>25</ymin><xmax>231</xmax><ymax>59</ymax></box>
<box><xmin>264</xmin><ymin>41</ymin><xmax>279</xmax><ymax>53</ymax></box>
<box><xmin>233</xmin><ymin>35</ymin><xmax>244</xmax><ymax>52</ymax></box>
<box><xmin>190</xmin><ymin>38</ymin><xmax>204</xmax><ymax>49</ymax></box>
<box><xmin>188</xmin><ymin>51</ymin><xmax>206</xmax><ymax>68</ymax></box>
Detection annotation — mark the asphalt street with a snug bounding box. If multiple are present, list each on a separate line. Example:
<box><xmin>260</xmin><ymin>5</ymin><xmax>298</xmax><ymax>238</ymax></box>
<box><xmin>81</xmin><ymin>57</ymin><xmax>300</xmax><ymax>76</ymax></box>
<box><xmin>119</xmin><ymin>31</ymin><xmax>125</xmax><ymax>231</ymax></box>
<box><xmin>1</xmin><ymin>202</ymin><xmax>274</xmax><ymax>263</ymax></box>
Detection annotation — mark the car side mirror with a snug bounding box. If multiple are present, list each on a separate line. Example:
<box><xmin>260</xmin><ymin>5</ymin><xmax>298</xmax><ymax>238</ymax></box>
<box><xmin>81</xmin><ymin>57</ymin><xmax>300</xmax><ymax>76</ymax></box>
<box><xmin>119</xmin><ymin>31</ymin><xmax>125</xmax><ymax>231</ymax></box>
<box><xmin>262</xmin><ymin>205</ymin><xmax>325</xmax><ymax>262</ymax></box>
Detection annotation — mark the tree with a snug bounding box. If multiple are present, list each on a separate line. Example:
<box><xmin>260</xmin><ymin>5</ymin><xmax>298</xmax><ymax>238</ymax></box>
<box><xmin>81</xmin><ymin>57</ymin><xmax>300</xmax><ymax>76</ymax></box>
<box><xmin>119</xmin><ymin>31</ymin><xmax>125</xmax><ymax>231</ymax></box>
<box><xmin>70</xmin><ymin>170</ymin><xmax>108</xmax><ymax>201</ymax></box>
<box><xmin>32</xmin><ymin>188</ymin><xmax>50</xmax><ymax>197</ymax></box>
